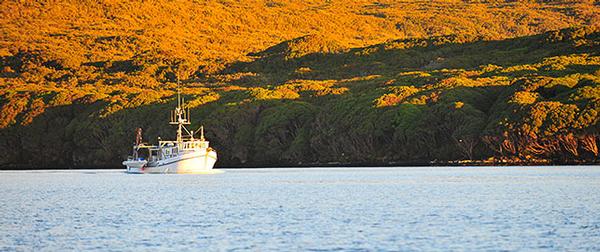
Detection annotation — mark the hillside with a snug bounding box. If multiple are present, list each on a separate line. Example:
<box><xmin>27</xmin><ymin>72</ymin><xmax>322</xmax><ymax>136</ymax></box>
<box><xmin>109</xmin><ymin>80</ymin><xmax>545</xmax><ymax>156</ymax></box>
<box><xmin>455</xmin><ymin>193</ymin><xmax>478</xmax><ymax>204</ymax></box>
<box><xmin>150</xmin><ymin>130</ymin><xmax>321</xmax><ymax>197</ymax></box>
<box><xmin>0</xmin><ymin>0</ymin><xmax>599</xmax><ymax>168</ymax></box>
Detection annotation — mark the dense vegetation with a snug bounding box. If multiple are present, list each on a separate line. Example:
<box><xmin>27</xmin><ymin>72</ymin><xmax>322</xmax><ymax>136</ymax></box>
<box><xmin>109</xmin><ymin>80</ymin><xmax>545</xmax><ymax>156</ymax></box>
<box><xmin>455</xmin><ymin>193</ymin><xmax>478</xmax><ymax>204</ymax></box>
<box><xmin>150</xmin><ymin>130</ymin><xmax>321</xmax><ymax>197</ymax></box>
<box><xmin>1</xmin><ymin>0</ymin><xmax>599</xmax><ymax>168</ymax></box>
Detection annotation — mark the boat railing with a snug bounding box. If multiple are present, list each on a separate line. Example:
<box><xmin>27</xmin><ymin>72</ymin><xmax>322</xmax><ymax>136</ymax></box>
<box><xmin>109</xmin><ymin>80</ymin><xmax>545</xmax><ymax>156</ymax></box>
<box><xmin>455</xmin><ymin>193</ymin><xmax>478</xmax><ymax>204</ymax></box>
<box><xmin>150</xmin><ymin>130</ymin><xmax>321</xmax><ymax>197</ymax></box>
<box><xmin>126</xmin><ymin>155</ymin><xmax>146</xmax><ymax>161</ymax></box>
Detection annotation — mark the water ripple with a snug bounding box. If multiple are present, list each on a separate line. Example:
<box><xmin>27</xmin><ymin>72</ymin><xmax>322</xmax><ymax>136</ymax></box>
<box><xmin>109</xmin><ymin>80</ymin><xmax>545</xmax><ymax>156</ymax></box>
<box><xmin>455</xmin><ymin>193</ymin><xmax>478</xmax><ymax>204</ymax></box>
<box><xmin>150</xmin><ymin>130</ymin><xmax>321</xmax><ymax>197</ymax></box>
<box><xmin>0</xmin><ymin>166</ymin><xmax>599</xmax><ymax>250</ymax></box>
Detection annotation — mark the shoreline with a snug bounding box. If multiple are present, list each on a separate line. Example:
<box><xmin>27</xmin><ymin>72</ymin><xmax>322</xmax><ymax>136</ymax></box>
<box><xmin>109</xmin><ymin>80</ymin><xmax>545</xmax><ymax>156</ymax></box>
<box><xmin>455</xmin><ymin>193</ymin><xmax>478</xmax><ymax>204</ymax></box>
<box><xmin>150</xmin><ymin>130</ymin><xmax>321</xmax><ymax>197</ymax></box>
<box><xmin>1</xmin><ymin>159</ymin><xmax>598</xmax><ymax>170</ymax></box>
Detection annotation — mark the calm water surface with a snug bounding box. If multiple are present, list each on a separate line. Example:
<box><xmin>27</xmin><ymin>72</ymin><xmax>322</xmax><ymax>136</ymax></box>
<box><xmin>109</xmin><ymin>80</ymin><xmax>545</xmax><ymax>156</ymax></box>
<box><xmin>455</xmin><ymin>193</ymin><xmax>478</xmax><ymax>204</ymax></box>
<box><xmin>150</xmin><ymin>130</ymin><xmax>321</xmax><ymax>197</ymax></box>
<box><xmin>1</xmin><ymin>166</ymin><xmax>599</xmax><ymax>251</ymax></box>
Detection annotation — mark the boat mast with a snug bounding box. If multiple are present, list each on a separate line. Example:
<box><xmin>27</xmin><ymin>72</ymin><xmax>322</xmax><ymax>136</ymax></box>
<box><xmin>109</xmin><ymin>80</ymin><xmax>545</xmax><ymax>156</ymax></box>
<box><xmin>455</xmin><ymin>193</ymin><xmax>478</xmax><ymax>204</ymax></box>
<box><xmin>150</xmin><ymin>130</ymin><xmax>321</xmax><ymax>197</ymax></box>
<box><xmin>177</xmin><ymin>84</ymin><xmax>183</xmax><ymax>144</ymax></box>
<box><xmin>170</xmin><ymin>80</ymin><xmax>190</xmax><ymax>144</ymax></box>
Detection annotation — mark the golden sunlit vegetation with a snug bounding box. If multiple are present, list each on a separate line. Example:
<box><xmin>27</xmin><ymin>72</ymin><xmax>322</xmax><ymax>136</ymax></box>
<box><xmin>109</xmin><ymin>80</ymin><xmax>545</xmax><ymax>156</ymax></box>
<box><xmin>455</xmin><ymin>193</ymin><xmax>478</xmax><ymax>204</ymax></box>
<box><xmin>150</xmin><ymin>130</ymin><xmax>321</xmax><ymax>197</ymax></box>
<box><xmin>0</xmin><ymin>0</ymin><xmax>599</xmax><ymax>167</ymax></box>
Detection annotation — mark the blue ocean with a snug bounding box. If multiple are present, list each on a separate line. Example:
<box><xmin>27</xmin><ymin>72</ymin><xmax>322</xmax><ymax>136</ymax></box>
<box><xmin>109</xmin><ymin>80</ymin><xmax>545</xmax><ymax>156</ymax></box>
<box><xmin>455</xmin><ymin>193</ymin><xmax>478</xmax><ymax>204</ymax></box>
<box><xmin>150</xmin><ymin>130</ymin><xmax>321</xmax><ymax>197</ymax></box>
<box><xmin>1</xmin><ymin>167</ymin><xmax>599</xmax><ymax>251</ymax></box>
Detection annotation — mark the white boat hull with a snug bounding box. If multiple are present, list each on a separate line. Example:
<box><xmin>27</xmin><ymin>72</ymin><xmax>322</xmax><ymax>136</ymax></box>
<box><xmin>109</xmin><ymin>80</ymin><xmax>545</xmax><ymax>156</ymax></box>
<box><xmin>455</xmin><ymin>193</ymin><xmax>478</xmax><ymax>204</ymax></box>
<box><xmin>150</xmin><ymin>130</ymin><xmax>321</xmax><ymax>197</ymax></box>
<box><xmin>123</xmin><ymin>150</ymin><xmax>217</xmax><ymax>174</ymax></box>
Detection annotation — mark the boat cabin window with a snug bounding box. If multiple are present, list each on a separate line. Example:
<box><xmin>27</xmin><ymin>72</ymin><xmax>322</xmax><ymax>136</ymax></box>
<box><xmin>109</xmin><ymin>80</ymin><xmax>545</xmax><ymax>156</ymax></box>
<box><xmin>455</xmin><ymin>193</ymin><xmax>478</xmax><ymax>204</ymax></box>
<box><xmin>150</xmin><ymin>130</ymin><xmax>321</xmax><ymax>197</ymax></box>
<box><xmin>134</xmin><ymin>149</ymin><xmax>149</xmax><ymax>161</ymax></box>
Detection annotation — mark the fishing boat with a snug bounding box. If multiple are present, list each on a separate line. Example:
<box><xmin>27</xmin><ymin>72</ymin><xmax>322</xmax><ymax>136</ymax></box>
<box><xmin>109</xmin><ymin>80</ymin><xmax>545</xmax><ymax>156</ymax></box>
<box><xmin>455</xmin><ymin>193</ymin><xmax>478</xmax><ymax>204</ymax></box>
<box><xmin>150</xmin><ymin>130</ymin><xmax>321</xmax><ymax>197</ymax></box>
<box><xmin>122</xmin><ymin>89</ymin><xmax>217</xmax><ymax>174</ymax></box>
